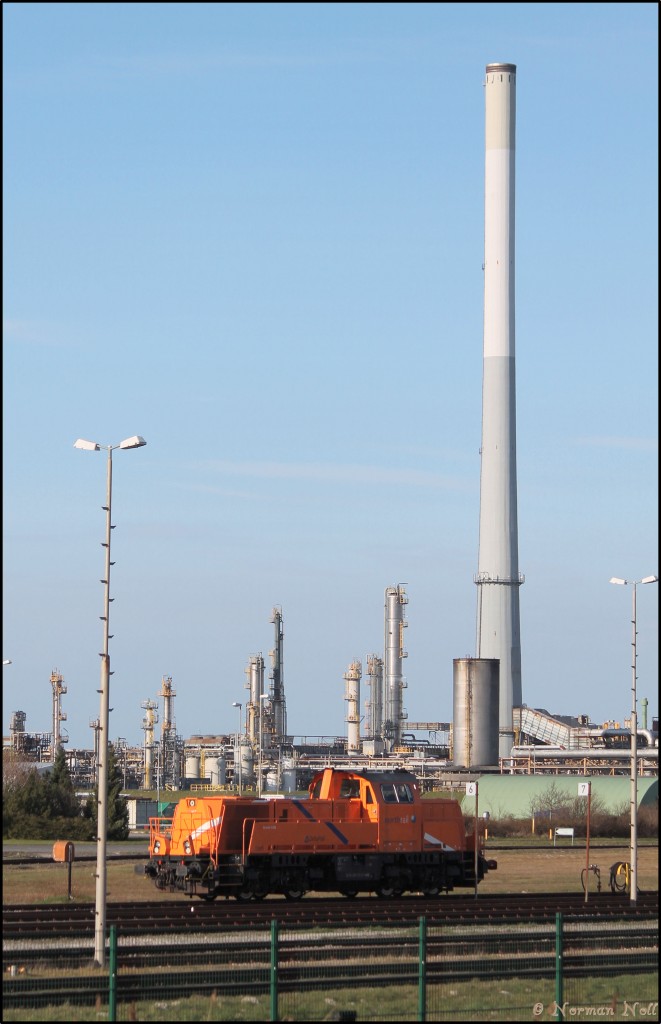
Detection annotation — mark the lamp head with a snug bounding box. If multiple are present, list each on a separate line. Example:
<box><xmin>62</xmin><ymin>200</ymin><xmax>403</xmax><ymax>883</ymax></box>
<box><xmin>74</xmin><ymin>438</ymin><xmax>101</xmax><ymax>451</ymax></box>
<box><xmin>119</xmin><ymin>436</ymin><xmax>147</xmax><ymax>450</ymax></box>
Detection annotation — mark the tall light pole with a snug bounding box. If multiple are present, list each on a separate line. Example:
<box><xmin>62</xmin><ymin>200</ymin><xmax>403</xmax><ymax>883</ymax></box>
<box><xmin>609</xmin><ymin>574</ymin><xmax>658</xmax><ymax>904</ymax></box>
<box><xmin>258</xmin><ymin>693</ymin><xmax>269</xmax><ymax>798</ymax></box>
<box><xmin>232</xmin><ymin>702</ymin><xmax>243</xmax><ymax>795</ymax></box>
<box><xmin>74</xmin><ymin>435</ymin><xmax>146</xmax><ymax>966</ymax></box>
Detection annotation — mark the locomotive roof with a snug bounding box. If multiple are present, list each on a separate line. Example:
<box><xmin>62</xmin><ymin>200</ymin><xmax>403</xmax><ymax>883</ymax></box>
<box><xmin>317</xmin><ymin>767</ymin><xmax>417</xmax><ymax>786</ymax></box>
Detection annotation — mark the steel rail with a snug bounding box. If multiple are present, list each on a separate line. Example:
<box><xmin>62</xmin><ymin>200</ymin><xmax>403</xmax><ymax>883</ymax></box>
<box><xmin>3</xmin><ymin>891</ymin><xmax>658</xmax><ymax>940</ymax></box>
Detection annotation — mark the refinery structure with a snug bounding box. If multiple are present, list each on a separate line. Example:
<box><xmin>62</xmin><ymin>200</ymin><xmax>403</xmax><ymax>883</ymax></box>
<box><xmin>4</xmin><ymin>64</ymin><xmax>658</xmax><ymax>794</ymax></box>
<box><xmin>6</xmin><ymin>590</ymin><xmax>659</xmax><ymax>794</ymax></box>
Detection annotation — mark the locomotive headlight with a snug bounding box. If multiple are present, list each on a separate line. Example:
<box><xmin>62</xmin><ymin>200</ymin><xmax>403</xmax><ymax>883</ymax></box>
<box><xmin>153</xmin><ymin>841</ymin><xmax>161</xmax><ymax>854</ymax></box>
<box><xmin>184</xmin><ymin>840</ymin><xmax>192</xmax><ymax>854</ymax></box>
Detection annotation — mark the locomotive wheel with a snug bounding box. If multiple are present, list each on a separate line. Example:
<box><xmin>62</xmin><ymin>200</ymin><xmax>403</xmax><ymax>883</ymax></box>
<box><xmin>375</xmin><ymin>885</ymin><xmax>398</xmax><ymax>898</ymax></box>
<box><xmin>339</xmin><ymin>888</ymin><xmax>359</xmax><ymax>899</ymax></box>
<box><xmin>235</xmin><ymin>889</ymin><xmax>254</xmax><ymax>902</ymax></box>
<box><xmin>283</xmin><ymin>888</ymin><xmax>305</xmax><ymax>901</ymax></box>
<box><xmin>422</xmin><ymin>886</ymin><xmax>440</xmax><ymax>897</ymax></box>
<box><xmin>198</xmin><ymin>892</ymin><xmax>218</xmax><ymax>902</ymax></box>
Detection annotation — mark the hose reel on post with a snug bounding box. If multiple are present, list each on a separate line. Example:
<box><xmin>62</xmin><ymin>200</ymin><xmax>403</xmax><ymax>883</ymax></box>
<box><xmin>609</xmin><ymin>861</ymin><xmax>631</xmax><ymax>894</ymax></box>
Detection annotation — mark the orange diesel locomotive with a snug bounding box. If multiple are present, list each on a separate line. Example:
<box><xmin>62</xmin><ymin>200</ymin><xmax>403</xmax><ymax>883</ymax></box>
<box><xmin>145</xmin><ymin>767</ymin><xmax>495</xmax><ymax>900</ymax></box>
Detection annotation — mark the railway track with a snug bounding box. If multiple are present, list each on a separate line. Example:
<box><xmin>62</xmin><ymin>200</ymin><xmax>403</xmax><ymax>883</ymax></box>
<box><xmin>3</xmin><ymin>890</ymin><xmax>657</xmax><ymax>939</ymax></box>
<box><xmin>3</xmin><ymin>915</ymin><xmax>658</xmax><ymax>1010</ymax></box>
<box><xmin>4</xmin><ymin>892</ymin><xmax>657</xmax><ymax>1011</ymax></box>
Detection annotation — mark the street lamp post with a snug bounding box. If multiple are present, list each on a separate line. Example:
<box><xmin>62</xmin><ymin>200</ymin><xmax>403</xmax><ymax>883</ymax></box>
<box><xmin>74</xmin><ymin>435</ymin><xmax>146</xmax><ymax>966</ymax></box>
<box><xmin>232</xmin><ymin>702</ymin><xmax>243</xmax><ymax>795</ymax></box>
<box><xmin>609</xmin><ymin>574</ymin><xmax>658</xmax><ymax>904</ymax></box>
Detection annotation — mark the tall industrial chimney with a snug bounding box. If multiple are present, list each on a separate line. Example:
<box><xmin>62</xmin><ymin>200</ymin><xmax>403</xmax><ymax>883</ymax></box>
<box><xmin>475</xmin><ymin>63</ymin><xmax>524</xmax><ymax>758</ymax></box>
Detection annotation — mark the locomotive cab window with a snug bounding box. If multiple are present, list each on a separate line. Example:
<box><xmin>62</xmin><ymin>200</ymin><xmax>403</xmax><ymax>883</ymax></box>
<box><xmin>381</xmin><ymin>782</ymin><xmax>414</xmax><ymax>803</ymax></box>
<box><xmin>311</xmin><ymin>779</ymin><xmax>322</xmax><ymax>799</ymax></box>
<box><xmin>339</xmin><ymin>779</ymin><xmax>360</xmax><ymax>798</ymax></box>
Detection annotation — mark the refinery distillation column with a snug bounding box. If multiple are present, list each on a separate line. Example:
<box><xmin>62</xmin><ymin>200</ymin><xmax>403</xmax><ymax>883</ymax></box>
<box><xmin>475</xmin><ymin>63</ymin><xmax>524</xmax><ymax>758</ymax></box>
<box><xmin>50</xmin><ymin>670</ymin><xmax>68</xmax><ymax>759</ymax></box>
<box><xmin>383</xmin><ymin>586</ymin><xmax>408</xmax><ymax>751</ymax></box>
<box><xmin>269</xmin><ymin>608</ymin><xmax>287</xmax><ymax>746</ymax></box>
<box><xmin>344</xmin><ymin>660</ymin><xmax>362</xmax><ymax>755</ymax></box>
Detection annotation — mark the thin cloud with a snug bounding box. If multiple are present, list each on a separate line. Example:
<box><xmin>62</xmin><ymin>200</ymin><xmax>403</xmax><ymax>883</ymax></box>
<box><xmin>201</xmin><ymin>460</ymin><xmax>470</xmax><ymax>489</ymax></box>
<box><xmin>575</xmin><ymin>436</ymin><xmax>657</xmax><ymax>452</ymax></box>
<box><xmin>111</xmin><ymin>47</ymin><xmax>382</xmax><ymax>76</ymax></box>
<box><xmin>3</xmin><ymin>320</ymin><xmax>79</xmax><ymax>349</ymax></box>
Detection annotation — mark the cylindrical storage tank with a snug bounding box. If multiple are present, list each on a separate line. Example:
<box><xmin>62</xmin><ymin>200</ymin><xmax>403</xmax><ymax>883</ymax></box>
<box><xmin>185</xmin><ymin>753</ymin><xmax>201</xmax><ymax>780</ymax></box>
<box><xmin>266</xmin><ymin>769</ymin><xmax>279</xmax><ymax>792</ymax></box>
<box><xmin>281</xmin><ymin>757</ymin><xmax>297</xmax><ymax>793</ymax></box>
<box><xmin>206</xmin><ymin>754</ymin><xmax>226</xmax><ymax>786</ymax></box>
<box><xmin>452</xmin><ymin>658</ymin><xmax>499</xmax><ymax>768</ymax></box>
<box><xmin>239</xmin><ymin>738</ymin><xmax>254</xmax><ymax>783</ymax></box>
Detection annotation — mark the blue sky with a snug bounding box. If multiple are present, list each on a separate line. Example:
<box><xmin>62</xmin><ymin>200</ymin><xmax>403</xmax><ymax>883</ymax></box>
<box><xmin>3</xmin><ymin>3</ymin><xmax>658</xmax><ymax>751</ymax></box>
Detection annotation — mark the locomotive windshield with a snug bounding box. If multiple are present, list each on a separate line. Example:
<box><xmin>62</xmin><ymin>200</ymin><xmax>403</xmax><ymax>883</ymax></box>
<box><xmin>339</xmin><ymin>779</ymin><xmax>360</xmax><ymax>798</ymax></box>
<box><xmin>381</xmin><ymin>782</ymin><xmax>414</xmax><ymax>803</ymax></box>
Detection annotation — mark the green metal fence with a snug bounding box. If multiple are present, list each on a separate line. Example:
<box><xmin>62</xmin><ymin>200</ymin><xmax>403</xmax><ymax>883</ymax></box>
<box><xmin>3</xmin><ymin>914</ymin><xmax>658</xmax><ymax>1021</ymax></box>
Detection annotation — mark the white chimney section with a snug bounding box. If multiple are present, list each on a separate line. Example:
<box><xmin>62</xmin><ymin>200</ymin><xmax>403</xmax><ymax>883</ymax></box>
<box><xmin>475</xmin><ymin>63</ymin><xmax>524</xmax><ymax>758</ymax></box>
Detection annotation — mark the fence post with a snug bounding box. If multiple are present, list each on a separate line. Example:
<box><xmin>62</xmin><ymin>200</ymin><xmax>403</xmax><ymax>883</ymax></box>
<box><xmin>108</xmin><ymin>925</ymin><xmax>117</xmax><ymax>1023</ymax></box>
<box><xmin>555</xmin><ymin>912</ymin><xmax>563</xmax><ymax>1023</ymax></box>
<box><xmin>418</xmin><ymin>916</ymin><xmax>427</xmax><ymax>1022</ymax></box>
<box><xmin>270</xmin><ymin>918</ymin><xmax>279</xmax><ymax>1022</ymax></box>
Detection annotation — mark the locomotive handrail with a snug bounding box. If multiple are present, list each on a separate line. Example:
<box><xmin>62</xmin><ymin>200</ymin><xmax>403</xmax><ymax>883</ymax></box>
<box><xmin>148</xmin><ymin>816</ymin><xmax>173</xmax><ymax>839</ymax></box>
<box><xmin>209</xmin><ymin>805</ymin><xmax>224</xmax><ymax>869</ymax></box>
<box><xmin>242</xmin><ymin>816</ymin><xmax>257</xmax><ymax>864</ymax></box>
